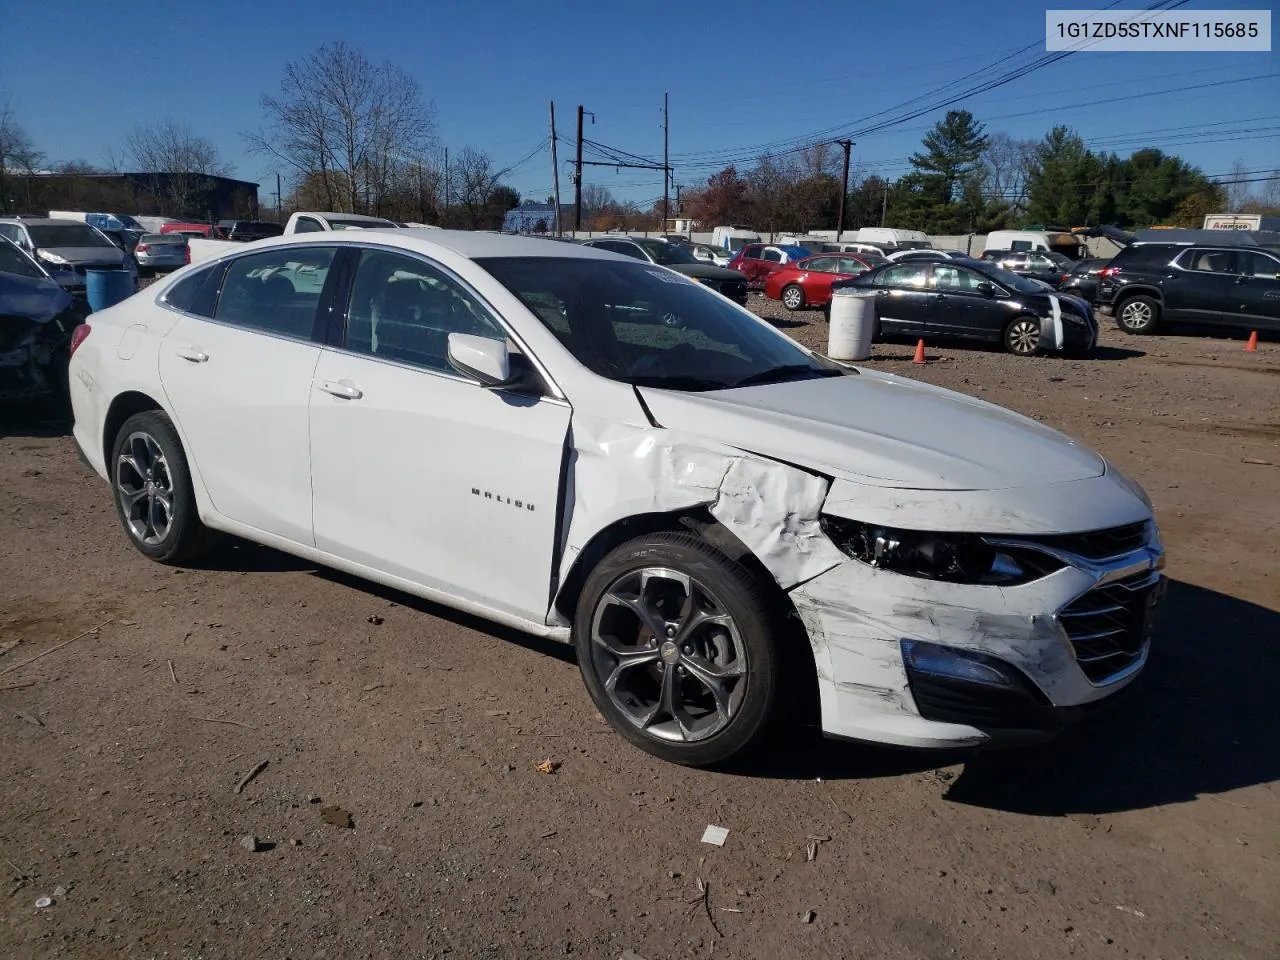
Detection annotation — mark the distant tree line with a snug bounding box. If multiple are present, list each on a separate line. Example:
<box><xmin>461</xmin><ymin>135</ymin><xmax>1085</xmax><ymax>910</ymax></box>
<box><xmin>681</xmin><ymin>109</ymin><xmax>1280</xmax><ymax>235</ymax></box>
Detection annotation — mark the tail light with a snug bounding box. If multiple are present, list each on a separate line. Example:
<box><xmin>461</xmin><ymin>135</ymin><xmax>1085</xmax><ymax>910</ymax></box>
<box><xmin>69</xmin><ymin>323</ymin><xmax>91</xmax><ymax>358</ymax></box>
<box><xmin>1098</xmin><ymin>266</ymin><xmax>1118</xmax><ymax>278</ymax></box>
<box><xmin>184</xmin><ymin>245</ymin><xmax>191</xmax><ymax>264</ymax></box>
<box><xmin>1060</xmin><ymin>273</ymin><xmax>1070</xmax><ymax>283</ymax></box>
<box><xmin>135</xmin><ymin>243</ymin><xmax>150</xmax><ymax>254</ymax></box>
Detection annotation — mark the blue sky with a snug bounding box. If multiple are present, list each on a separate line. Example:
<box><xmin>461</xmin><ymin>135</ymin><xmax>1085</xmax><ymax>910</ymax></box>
<box><xmin>1</xmin><ymin>1</ymin><xmax>1276</xmax><ymax>208</ymax></box>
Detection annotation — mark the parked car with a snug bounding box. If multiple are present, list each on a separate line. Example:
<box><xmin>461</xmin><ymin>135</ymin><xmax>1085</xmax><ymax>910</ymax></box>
<box><xmin>284</xmin><ymin>211</ymin><xmax>401</xmax><ymax>233</ymax></box>
<box><xmin>1058</xmin><ymin>257</ymin><xmax>1112</xmax><ymax>301</ymax></box>
<box><xmin>0</xmin><ymin>218</ymin><xmax>139</xmax><ymax>297</ymax></box>
<box><xmin>161</xmin><ymin>222</ymin><xmax>227</xmax><ymax>240</ymax></box>
<box><xmin>982</xmin><ymin>250</ymin><xmax>1076</xmax><ymax>286</ymax></box>
<box><xmin>837</xmin><ymin>258</ymin><xmax>1097</xmax><ymax>356</ymax></box>
<box><xmin>763</xmin><ymin>253</ymin><xmax>880</xmax><ymax>310</ymax></box>
<box><xmin>1095</xmin><ymin>241</ymin><xmax>1280</xmax><ymax>334</ymax></box>
<box><xmin>67</xmin><ymin>230</ymin><xmax>1162</xmax><ymax>766</ymax></box>
<box><xmin>728</xmin><ymin>244</ymin><xmax>813</xmax><ymax>289</ymax></box>
<box><xmin>133</xmin><ymin>234</ymin><xmax>190</xmax><ymax>276</ymax></box>
<box><xmin>689</xmin><ymin>244</ymin><xmax>733</xmax><ymax>267</ymax></box>
<box><xmin>579</xmin><ymin>236</ymin><xmax>748</xmax><ymax>304</ymax></box>
<box><xmin>0</xmin><ymin>235</ymin><xmax>85</xmax><ymax>402</ymax></box>
<box><xmin>885</xmin><ymin>249</ymin><xmax>974</xmax><ymax>263</ymax></box>
<box><xmin>217</xmin><ymin>220</ymin><xmax>286</xmax><ymax>242</ymax></box>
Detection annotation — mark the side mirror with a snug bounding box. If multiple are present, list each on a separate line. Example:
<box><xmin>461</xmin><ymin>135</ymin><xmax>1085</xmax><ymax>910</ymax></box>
<box><xmin>977</xmin><ymin>281</ymin><xmax>996</xmax><ymax>297</ymax></box>
<box><xmin>448</xmin><ymin>333</ymin><xmax>512</xmax><ymax>387</ymax></box>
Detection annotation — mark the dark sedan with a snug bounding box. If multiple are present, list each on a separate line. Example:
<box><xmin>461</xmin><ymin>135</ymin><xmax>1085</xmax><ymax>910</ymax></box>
<box><xmin>836</xmin><ymin>258</ymin><xmax>1097</xmax><ymax>356</ymax></box>
<box><xmin>1058</xmin><ymin>257</ymin><xmax>1112</xmax><ymax>301</ymax></box>
<box><xmin>982</xmin><ymin>250</ymin><xmax>1077</xmax><ymax>286</ymax></box>
<box><xmin>0</xmin><ymin>236</ymin><xmax>86</xmax><ymax>403</ymax></box>
<box><xmin>580</xmin><ymin>237</ymin><xmax>748</xmax><ymax>304</ymax></box>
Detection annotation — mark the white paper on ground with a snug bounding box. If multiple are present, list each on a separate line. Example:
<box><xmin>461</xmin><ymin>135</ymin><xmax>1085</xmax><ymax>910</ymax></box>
<box><xmin>701</xmin><ymin>825</ymin><xmax>730</xmax><ymax>846</ymax></box>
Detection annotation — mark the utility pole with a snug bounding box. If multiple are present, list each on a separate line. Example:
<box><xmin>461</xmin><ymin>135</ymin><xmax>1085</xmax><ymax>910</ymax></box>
<box><xmin>276</xmin><ymin>172</ymin><xmax>282</xmax><ymax>220</ymax></box>
<box><xmin>661</xmin><ymin>92</ymin><xmax>669</xmax><ymax>234</ymax></box>
<box><xmin>881</xmin><ymin>180</ymin><xmax>888</xmax><ymax>227</ymax></box>
<box><xmin>444</xmin><ymin>147</ymin><xmax>450</xmax><ymax>207</ymax></box>
<box><xmin>835</xmin><ymin>139</ymin><xmax>853</xmax><ymax>241</ymax></box>
<box><xmin>574</xmin><ymin>105</ymin><xmax>585</xmax><ymax>231</ymax></box>
<box><xmin>674</xmin><ymin>183</ymin><xmax>683</xmax><ymax>236</ymax></box>
<box><xmin>549</xmin><ymin>101</ymin><xmax>562</xmax><ymax>236</ymax></box>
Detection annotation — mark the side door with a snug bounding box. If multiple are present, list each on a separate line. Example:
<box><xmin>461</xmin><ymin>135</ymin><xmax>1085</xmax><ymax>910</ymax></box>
<box><xmin>157</xmin><ymin>245</ymin><xmax>339</xmax><ymax>545</ymax></box>
<box><xmin>759</xmin><ymin>246</ymin><xmax>784</xmax><ymax>284</ymax></box>
<box><xmin>308</xmin><ymin>246</ymin><xmax>571</xmax><ymax>622</ymax></box>
<box><xmin>1233</xmin><ymin>250</ymin><xmax>1280</xmax><ymax>329</ymax></box>
<box><xmin>872</xmin><ymin>263</ymin><xmax>933</xmax><ymax>335</ymax></box>
<box><xmin>927</xmin><ymin>263</ymin><xmax>999</xmax><ymax>339</ymax></box>
<box><xmin>738</xmin><ymin>245</ymin><xmax>765</xmax><ymax>285</ymax></box>
<box><xmin>1164</xmin><ymin>248</ymin><xmax>1238</xmax><ymax>322</ymax></box>
<box><xmin>798</xmin><ymin>256</ymin><xmax>838</xmax><ymax>304</ymax></box>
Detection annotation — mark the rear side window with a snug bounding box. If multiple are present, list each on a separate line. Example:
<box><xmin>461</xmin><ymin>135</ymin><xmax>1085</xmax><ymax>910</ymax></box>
<box><xmin>803</xmin><ymin>257</ymin><xmax>837</xmax><ymax>272</ymax></box>
<box><xmin>161</xmin><ymin>265</ymin><xmax>219</xmax><ymax>316</ymax></box>
<box><xmin>1176</xmin><ymin>248</ymin><xmax>1234</xmax><ymax>274</ymax></box>
<box><xmin>1117</xmin><ymin>245</ymin><xmax>1178</xmax><ymax>269</ymax></box>
<box><xmin>742</xmin><ymin>246</ymin><xmax>762</xmax><ymax>260</ymax></box>
<box><xmin>214</xmin><ymin>247</ymin><xmax>337</xmax><ymax>339</ymax></box>
<box><xmin>875</xmin><ymin>264</ymin><xmax>929</xmax><ymax>288</ymax></box>
<box><xmin>762</xmin><ymin>248</ymin><xmax>783</xmax><ymax>262</ymax></box>
<box><xmin>292</xmin><ymin>217</ymin><xmax>324</xmax><ymax>234</ymax></box>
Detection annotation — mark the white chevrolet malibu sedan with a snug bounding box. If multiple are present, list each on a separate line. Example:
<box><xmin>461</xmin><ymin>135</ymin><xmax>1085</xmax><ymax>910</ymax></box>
<box><xmin>67</xmin><ymin>230</ymin><xmax>1166</xmax><ymax>767</ymax></box>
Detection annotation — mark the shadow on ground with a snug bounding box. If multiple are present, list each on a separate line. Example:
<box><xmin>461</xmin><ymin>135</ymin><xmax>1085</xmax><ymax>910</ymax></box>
<box><xmin>0</xmin><ymin>402</ymin><xmax>72</xmax><ymax>439</ymax></box>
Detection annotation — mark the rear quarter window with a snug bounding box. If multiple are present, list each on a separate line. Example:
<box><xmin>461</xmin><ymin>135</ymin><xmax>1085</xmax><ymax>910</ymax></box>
<box><xmin>1117</xmin><ymin>245</ymin><xmax>1178</xmax><ymax>269</ymax></box>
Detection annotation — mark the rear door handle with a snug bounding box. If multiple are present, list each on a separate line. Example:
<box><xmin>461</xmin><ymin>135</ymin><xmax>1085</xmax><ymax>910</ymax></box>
<box><xmin>174</xmin><ymin>347</ymin><xmax>208</xmax><ymax>363</ymax></box>
<box><xmin>933</xmin><ymin>293</ymin><xmax>946</xmax><ymax>300</ymax></box>
<box><xmin>1233</xmin><ymin>277</ymin><xmax>1248</xmax><ymax>285</ymax></box>
<box><xmin>318</xmin><ymin>380</ymin><xmax>362</xmax><ymax>400</ymax></box>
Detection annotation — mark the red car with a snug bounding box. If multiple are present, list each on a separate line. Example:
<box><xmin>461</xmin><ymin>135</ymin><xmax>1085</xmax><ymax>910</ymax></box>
<box><xmin>763</xmin><ymin>253</ymin><xmax>883</xmax><ymax>310</ymax></box>
<box><xmin>727</xmin><ymin>244</ymin><xmax>814</xmax><ymax>289</ymax></box>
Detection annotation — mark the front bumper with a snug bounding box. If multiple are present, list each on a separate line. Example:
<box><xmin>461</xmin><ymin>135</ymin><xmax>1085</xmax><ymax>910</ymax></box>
<box><xmin>792</xmin><ymin>522</ymin><xmax>1165</xmax><ymax>749</ymax></box>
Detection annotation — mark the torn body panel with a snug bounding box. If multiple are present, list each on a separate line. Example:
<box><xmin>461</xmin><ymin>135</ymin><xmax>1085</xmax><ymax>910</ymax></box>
<box><xmin>551</xmin><ymin>413</ymin><xmax>845</xmax><ymax>624</ymax></box>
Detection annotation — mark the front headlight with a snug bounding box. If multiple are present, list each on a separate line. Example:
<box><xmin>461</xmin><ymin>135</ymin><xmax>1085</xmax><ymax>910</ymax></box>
<box><xmin>37</xmin><ymin>249</ymin><xmax>69</xmax><ymax>266</ymax></box>
<box><xmin>820</xmin><ymin>516</ymin><xmax>1058</xmax><ymax>585</ymax></box>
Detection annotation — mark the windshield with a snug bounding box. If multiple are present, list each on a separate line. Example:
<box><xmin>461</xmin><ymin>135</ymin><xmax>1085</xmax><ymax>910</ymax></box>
<box><xmin>0</xmin><ymin>238</ymin><xmax>47</xmax><ymax>279</ymax></box>
<box><xmin>29</xmin><ymin>224</ymin><xmax>114</xmax><ymax>248</ymax></box>
<box><xmin>982</xmin><ymin>264</ymin><xmax>1047</xmax><ymax>294</ymax></box>
<box><xmin>478</xmin><ymin>257</ymin><xmax>840</xmax><ymax>391</ymax></box>
<box><xmin>634</xmin><ymin>239</ymin><xmax>697</xmax><ymax>266</ymax></box>
<box><xmin>893</xmin><ymin>240</ymin><xmax>932</xmax><ymax>250</ymax></box>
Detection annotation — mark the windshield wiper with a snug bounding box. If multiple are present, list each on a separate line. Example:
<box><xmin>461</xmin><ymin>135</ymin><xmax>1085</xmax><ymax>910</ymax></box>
<box><xmin>626</xmin><ymin>374</ymin><xmax>733</xmax><ymax>392</ymax></box>
<box><xmin>730</xmin><ymin>364</ymin><xmax>842</xmax><ymax>388</ymax></box>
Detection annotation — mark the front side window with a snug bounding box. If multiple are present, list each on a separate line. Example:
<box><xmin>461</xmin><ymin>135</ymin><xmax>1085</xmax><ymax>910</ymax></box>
<box><xmin>214</xmin><ymin>246</ymin><xmax>336</xmax><ymax>339</ymax></box>
<box><xmin>479</xmin><ymin>257</ymin><xmax>840</xmax><ymax>392</ymax></box>
<box><xmin>932</xmin><ymin>265</ymin><xmax>988</xmax><ymax>292</ymax></box>
<box><xmin>343</xmin><ymin>249</ymin><xmax>504</xmax><ymax>373</ymax></box>
<box><xmin>1237</xmin><ymin>251</ymin><xmax>1280</xmax><ymax>279</ymax></box>
<box><xmin>875</xmin><ymin>264</ymin><xmax>929</xmax><ymax>288</ymax></box>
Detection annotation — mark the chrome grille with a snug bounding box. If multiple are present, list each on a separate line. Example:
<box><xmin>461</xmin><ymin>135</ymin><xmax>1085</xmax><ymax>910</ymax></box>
<box><xmin>1058</xmin><ymin>571</ymin><xmax>1163</xmax><ymax>683</ymax></box>
<box><xmin>1029</xmin><ymin>522</ymin><xmax>1149</xmax><ymax>560</ymax></box>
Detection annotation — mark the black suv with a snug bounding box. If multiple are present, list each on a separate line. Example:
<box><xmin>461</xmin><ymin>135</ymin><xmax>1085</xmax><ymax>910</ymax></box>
<box><xmin>1095</xmin><ymin>242</ymin><xmax>1280</xmax><ymax>334</ymax></box>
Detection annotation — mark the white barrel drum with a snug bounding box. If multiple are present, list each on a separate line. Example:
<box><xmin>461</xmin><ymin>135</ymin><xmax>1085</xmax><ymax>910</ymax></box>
<box><xmin>828</xmin><ymin>288</ymin><xmax>875</xmax><ymax>361</ymax></box>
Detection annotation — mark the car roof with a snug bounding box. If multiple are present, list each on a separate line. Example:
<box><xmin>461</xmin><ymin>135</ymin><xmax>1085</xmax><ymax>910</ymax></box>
<box><xmin>302</xmin><ymin>212</ymin><xmax>399</xmax><ymax>223</ymax></box>
<box><xmin>0</xmin><ymin>217</ymin><xmax>84</xmax><ymax>227</ymax></box>
<box><xmin>198</xmin><ymin>228</ymin><xmax>625</xmax><ymax>262</ymax></box>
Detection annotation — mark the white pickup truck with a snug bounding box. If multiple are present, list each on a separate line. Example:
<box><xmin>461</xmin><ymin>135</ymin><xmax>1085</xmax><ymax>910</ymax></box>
<box><xmin>188</xmin><ymin>211</ymin><xmax>408</xmax><ymax>263</ymax></box>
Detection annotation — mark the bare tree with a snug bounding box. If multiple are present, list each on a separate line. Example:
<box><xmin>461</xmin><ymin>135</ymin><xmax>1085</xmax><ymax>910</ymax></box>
<box><xmin>124</xmin><ymin>118</ymin><xmax>230</xmax><ymax>216</ymax></box>
<box><xmin>248</xmin><ymin>41</ymin><xmax>436</xmax><ymax>215</ymax></box>
<box><xmin>0</xmin><ymin>97</ymin><xmax>44</xmax><ymax>210</ymax></box>
<box><xmin>581</xmin><ymin>183</ymin><xmax>615</xmax><ymax>228</ymax></box>
<box><xmin>1259</xmin><ymin>170</ymin><xmax>1280</xmax><ymax>209</ymax></box>
<box><xmin>981</xmin><ymin>133</ymin><xmax>1035</xmax><ymax>214</ymax></box>
<box><xmin>1224</xmin><ymin>159</ymin><xmax>1253</xmax><ymax>212</ymax></box>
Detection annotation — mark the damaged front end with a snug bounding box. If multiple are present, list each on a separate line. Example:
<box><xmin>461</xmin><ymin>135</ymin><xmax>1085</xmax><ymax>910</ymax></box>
<box><xmin>0</xmin><ymin>273</ymin><xmax>82</xmax><ymax>402</ymax></box>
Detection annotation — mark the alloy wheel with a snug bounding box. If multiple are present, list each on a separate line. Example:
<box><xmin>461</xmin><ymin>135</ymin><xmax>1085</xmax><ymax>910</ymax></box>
<box><xmin>1007</xmin><ymin>319</ymin><xmax>1041</xmax><ymax>355</ymax></box>
<box><xmin>588</xmin><ymin>567</ymin><xmax>748</xmax><ymax>743</ymax></box>
<box><xmin>115</xmin><ymin>431</ymin><xmax>175</xmax><ymax>545</ymax></box>
<box><xmin>782</xmin><ymin>286</ymin><xmax>804</xmax><ymax>309</ymax></box>
<box><xmin>1120</xmin><ymin>300</ymin><xmax>1153</xmax><ymax>329</ymax></box>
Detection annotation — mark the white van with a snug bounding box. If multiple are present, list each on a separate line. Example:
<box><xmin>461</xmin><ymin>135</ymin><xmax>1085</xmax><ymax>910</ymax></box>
<box><xmin>854</xmin><ymin>227</ymin><xmax>932</xmax><ymax>251</ymax></box>
<box><xmin>712</xmin><ymin>226</ymin><xmax>761</xmax><ymax>252</ymax></box>
<box><xmin>984</xmin><ymin>230</ymin><xmax>1087</xmax><ymax>259</ymax></box>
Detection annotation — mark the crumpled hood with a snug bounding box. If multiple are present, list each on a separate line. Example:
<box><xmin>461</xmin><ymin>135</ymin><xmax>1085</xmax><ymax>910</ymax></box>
<box><xmin>638</xmin><ymin>369</ymin><xmax>1105</xmax><ymax>491</ymax></box>
<box><xmin>666</xmin><ymin>263</ymin><xmax>745</xmax><ymax>281</ymax></box>
<box><xmin>43</xmin><ymin>246</ymin><xmax>126</xmax><ymax>266</ymax></box>
<box><xmin>0</xmin><ymin>272</ymin><xmax>74</xmax><ymax>323</ymax></box>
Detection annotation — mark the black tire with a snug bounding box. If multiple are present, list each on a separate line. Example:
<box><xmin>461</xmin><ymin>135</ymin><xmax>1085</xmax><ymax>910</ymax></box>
<box><xmin>574</xmin><ymin>532</ymin><xmax>782</xmax><ymax>768</ymax></box>
<box><xmin>109</xmin><ymin>410</ymin><xmax>214</xmax><ymax>564</ymax></box>
<box><xmin>781</xmin><ymin>284</ymin><xmax>806</xmax><ymax>311</ymax></box>
<box><xmin>1003</xmin><ymin>316</ymin><xmax>1042</xmax><ymax>356</ymax></box>
<box><xmin>1115</xmin><ymin>294</ymin><xmax>1161</xmax><ymax>334</ymax></box>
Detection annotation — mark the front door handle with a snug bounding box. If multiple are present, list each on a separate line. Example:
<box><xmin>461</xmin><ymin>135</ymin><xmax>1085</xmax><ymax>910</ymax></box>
<box><xmin>317</xmin><ymin>379</ymin><xmax>362</xmax><ymax>400</ymax></box>
<box><xmin>174</xmin><ymin>347</ymin><xmax>208</xmax><ymax>363</ymax></box>
<box><xmin>1233</xmin><ymin>277</ymin><xmax>1248</xmax><ymax>285</ymax></box>
<box><xmin>933</xmin><ymin>293</ymin><xmax>946</xmax><ymax>300</ymax></box>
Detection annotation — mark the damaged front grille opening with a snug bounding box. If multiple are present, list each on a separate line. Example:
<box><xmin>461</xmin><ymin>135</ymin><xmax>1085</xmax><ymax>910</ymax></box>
<box><xmin>1058</xmin><ymin>571</ymin><xmax>1164</xmax><ymax>683</ymax></box>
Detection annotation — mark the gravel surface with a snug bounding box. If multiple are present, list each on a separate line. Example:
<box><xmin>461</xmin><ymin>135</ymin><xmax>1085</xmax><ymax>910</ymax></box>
<box><xmin>1</xmin><ymin>299</ymin><xmax>1277</xmax><ymax>959</ymax></box>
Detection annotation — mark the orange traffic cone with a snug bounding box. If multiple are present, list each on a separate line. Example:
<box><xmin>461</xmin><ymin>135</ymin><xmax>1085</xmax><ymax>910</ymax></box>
<box><xmin>1245</xmin><ymin>330</ymin><xmax>1258</xmax><ymax>352</ymax></box>
<box><xmin>912</xmin><ymin>339</ymin><xmax>927</xmax><ymax>365</ymax></box>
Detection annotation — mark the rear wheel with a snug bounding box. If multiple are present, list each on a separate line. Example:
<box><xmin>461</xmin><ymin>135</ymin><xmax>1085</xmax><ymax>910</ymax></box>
<box><xmin>1116</xmin><ymin>295</ymin><xmax>1160</xmax><ymax>334</ymax></box>
<box><xmin>781</xmin><ymin>284</ymin><xmax>805</xmax><ymax>311</ymax></box>
<box><xmin>574</xmin><ymin>533</ymin><xmax>781</xmax><ymax>767</ymax></box>
<box><xmin>110</xmin><ymin>411</ymin><xmax>214</xmax><ymax>564</ymax></box>
<box><xmin>1004</xmin><ymin>317</ymin><xmax>1042</xmax><ymax>356</ymax></box>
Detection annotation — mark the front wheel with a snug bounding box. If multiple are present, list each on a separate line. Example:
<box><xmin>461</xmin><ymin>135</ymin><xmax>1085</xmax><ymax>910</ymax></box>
<box><xmin>1004</xmin><ymin>316</ymin><xmax>1042</xmax><ymax>356</ymax></box>
<box><xmin>781</xmin><ymin>284</ymin><xmax>805</xmax><ymax>311</ymax></box>
<box><xmin>574</xmin><ymin>533</ymin><xmax>780</xmax><ymax>767</ymax></box>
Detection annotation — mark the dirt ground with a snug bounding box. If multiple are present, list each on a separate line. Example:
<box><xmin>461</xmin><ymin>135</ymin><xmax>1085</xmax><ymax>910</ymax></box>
<box><xmin>1</xmin><ymin>299</ymin><xmax>1277</xmax><ymax>960</ymax></box>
